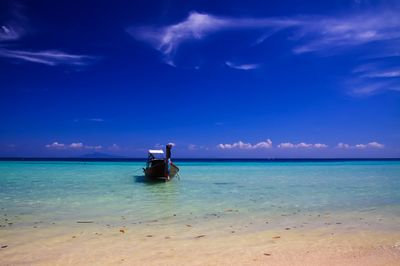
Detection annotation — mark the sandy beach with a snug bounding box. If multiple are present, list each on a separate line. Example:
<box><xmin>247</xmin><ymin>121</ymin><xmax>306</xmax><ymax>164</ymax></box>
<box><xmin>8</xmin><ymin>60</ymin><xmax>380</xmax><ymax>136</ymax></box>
<box><xmin>2</xmin><ymin>219</ymin><xmax>400</xmax><ymax>265</ymax></box>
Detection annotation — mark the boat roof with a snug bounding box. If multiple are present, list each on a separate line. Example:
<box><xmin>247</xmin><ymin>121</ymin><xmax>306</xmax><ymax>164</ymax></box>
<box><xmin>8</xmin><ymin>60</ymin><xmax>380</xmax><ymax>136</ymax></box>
<box><xmin>148</xmin><ymin>149</ymin><xmax>164</xmax><ymax>154</ymax></box>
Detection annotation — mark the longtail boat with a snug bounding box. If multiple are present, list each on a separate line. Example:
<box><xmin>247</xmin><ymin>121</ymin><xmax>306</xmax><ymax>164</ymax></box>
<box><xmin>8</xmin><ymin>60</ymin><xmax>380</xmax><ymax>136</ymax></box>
<box><xmin>143</xmin><ymin>144</ymin><xmax>179</xmax><ymax>181</ymax></box>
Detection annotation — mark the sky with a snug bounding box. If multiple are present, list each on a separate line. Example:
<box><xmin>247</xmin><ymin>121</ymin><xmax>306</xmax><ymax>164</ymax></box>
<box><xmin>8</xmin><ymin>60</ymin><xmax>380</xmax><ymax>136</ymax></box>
<box><xmin>0</xmin><ymin>0</ymin><xmax>399</xmax><ymax>158</ymax></box>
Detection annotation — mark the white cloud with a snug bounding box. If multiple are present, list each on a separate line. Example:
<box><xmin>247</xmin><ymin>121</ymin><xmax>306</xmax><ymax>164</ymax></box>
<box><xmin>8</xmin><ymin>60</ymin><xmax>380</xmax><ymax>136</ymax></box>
<box><xmin>253</xmin><ymin>140</ymin><xmax>273</xmax><ymax>149</ymax></box>
<box><xmin>277</xmin><ymin>142</ymin><xmax>328</xmax><ymax>148</ymax></box>
<box><xmin>45</xmin><ymin>142</ymin><xmax>65</xmax><ymax>149</ymax></box>
<box><xmin>355</xmin><ymin>142</ymin><xmax>384</xmax><ymax>149</ymax></box>
<box><xmin>217</xmin><ymin>139</ymin><xmax>272</xmax><ymax>149</ymax></box>
<box><xmin>225</xmin><ymin>61</ymin><xmax>260</xmax><ymax>70</ymax></box>
<box><xmin>336</xmin><ymin>142</ymin><xmax>350</xmax><ymax>149</ymax></box>
<box><xmin>314</xmin><ymin>143</ymin><xmax>328</xmax><ymax>148</ymax></box>
<box><xmin>336</xmin><ymin>141</ymin><xmax>384</xmax><ymax>149</ymax></box>
<box><xmin>70</xmin><ymin>142</ymin><xmax>84</xmax><ymax>149</ymax></box>
<box><xmin>277</xmin><ymin>142</ymin><xmax>295</xmax><ymax>148</ymax></box>
<box><xmin>367</xmin><ymin>141</ymin><xmax>385</xmax><ymax>149</ymax></box>
<box><xmin>0</xmin><ymin>49</ymin><xmax>97</xmax><ymax>66</ymax></box>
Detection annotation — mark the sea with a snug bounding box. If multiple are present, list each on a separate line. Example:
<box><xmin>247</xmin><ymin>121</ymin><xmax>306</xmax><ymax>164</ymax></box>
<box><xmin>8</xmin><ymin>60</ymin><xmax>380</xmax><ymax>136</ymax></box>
<box><xmin>1</xmin><ymin>159</ymin><xmax>399</xmax><ymax>234</ymax></box>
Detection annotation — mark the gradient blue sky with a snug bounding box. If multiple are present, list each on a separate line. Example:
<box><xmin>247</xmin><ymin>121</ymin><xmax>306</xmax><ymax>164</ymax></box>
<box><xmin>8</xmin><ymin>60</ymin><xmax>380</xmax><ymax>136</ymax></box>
<box><xmin>0</xmin><ymin>0</ymin><xmax>399</xmax><ymax>158</ymax></box>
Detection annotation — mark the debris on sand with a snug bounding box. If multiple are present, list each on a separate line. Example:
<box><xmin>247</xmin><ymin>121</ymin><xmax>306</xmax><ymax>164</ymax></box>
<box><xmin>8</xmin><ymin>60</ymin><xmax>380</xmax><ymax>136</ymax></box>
<box><xmin>272</xmin><ymin>236</ymin><xmax>281</xmax><ymax>239</ymax></box>
<box><xmin>1</xmin><ymin>245</ymin><xmax>8</xmax><ymax>248</ymax></box>
<box><xmin>195</xmin><ymin>235</ymin><xmax>206</xmax><ymax>238</ymax></box>
<box><xmin>77</xmin><ymin>221</ymin><xmax>94</xmax><ymax>224</ymax></box>
<box><xmin>264</xmin><ymin>253</ymin><xmax>271</xmax><ymax>256</ymax></box>
<box><xmin>119</xmin><ymin>229</ymin><xmax>125</xmax><ymax>233</ymax></box>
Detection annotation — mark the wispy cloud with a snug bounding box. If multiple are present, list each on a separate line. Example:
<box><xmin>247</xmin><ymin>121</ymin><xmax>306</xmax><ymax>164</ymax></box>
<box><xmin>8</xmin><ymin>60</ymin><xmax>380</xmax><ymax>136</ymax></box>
<box><xmin>128</xmin><ymin>11</ymin><xmax>299</xmax><ymax>65</ymax></box>
<box><xmin>336</xmin><ymin>141</ymin><xmax>384</xmax><ymax>149</ymax></box>
<box><xmin>74</xmin><ymin>118</ymin><xmax>105</xmax><ymax>123</ymax></box>
<box><xmin>217</xmin><ymin>139</ymin><xmax>272</xmax><ymax>149</ymax></box>
<box><xmin>349</xmin><ymin>63</ymin><xmax>400</xmax><ymax>96</ymax></box>
<box><xmin>277</xmin><ymin>142</ymin><xmax>328</xmax><ymax>149</ymax></box>
<box><xmin>0</xmin><ymin>2</ymin><xmax>27</xmax><ymax>42</ymax></box>
<box><xmin>0</xmin><ymin>49</ymin><xmax>97</xmax><ymax>66</ymax></box>
<box><xmin>291</xmin><ymin>11</ymin><xmax>400</xmax><ymax>54</ymax></box>
<box><xmin>130</xmin><ymin>9</ymin><xmax>400</xmax><ymax>96</ymax></box>
<box><xmin>0</xmin><ymin>5</ymin><xmax>98</xmax><ymax>67</ymax></box>
<box><xmin>0</xmin><ymin>25</ymin><xmax>24</xmax><ymax>41</ymax></box>
<box><xmin>88</xmin><ymin>118</ymin><xmax>104</xmax><ymax>122</ymax></box>
<box><xmin>130</xmin><ymin>9</ymin><xmax>400</xmax><ymax>62</ymax></box>
<box><xmin>225</xmin><ymin>61</ymin><xmax>260</xmax><ymax>70</ymax></box>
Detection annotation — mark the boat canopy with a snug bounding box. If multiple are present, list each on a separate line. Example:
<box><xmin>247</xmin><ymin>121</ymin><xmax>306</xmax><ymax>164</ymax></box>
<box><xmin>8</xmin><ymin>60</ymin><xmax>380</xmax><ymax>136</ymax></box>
<box><xmin>148</xmin><ymin>149</ymin><xmax>164</xmax><ymax>154</ymax></box>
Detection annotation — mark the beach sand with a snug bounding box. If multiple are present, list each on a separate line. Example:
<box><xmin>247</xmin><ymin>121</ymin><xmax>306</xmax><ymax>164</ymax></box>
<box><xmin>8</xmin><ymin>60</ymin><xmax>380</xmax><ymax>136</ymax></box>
<box><xmin>1</xmin><ymin>223</ymin><xmax>399</xmax><ymax>265</ymax></box>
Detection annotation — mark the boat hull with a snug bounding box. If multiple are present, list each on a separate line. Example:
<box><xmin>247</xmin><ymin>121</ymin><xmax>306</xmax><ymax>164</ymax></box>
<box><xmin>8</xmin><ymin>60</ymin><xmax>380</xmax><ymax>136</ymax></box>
<box><xmin>144</xmin><ymin>161</ymin><xmax>179</xmax><ymax>181</ymax></box>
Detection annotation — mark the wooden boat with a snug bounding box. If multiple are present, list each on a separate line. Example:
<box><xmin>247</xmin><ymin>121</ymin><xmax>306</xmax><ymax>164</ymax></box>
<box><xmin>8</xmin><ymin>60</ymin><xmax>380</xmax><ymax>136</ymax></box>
<box><xmin>143</xmin><ymin>144</ymin><xmax>179</xmax><ymax>181</ymax></box>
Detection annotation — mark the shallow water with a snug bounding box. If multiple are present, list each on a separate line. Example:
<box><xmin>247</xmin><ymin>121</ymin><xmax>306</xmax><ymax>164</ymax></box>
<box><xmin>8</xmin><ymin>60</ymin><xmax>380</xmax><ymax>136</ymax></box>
<box><xmin>0</xmin><ymin>160</ymin><xmax>399</xmax><ymax>232</ymax></box>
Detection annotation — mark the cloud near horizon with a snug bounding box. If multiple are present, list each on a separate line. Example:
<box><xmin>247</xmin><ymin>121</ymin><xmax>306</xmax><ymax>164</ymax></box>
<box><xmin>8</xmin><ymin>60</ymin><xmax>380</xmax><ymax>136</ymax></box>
<box><xmin>277</xmin><ymin>142</ymin><xmax>328</xmax><ymax>149</ymax></box>
<box><xmin>217</xmin><ymin>140</ymin><xmax>385</xmax><ymax>151</ymax></box>
<box><xmin>45</xmin><ymin>142</ymin><xmax>102</xmax><ymax>150</ymax></box>
<box><xmin>336</xmin><ymin>141</ymin><xmax>384</xmax><ymax>149</ymax></box>
<box><xmin>218</xmin><ymin>139</ymin><xmax>273</xmax><ymax>149</ymax></box>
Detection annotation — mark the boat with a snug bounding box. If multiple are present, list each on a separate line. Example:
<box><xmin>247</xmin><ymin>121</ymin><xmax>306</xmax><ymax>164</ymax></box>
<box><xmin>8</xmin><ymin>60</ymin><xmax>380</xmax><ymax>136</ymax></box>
<box><xmin>143</xmin><ymin>144</ymin><xmax>179</xmax><ymax>181</ymax></box>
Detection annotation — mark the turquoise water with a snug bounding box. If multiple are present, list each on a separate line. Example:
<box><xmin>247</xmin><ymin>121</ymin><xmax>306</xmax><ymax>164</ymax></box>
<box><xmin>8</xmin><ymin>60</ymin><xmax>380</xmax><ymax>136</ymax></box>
<box><xmin>1</xmin><ymin>160</ymin><xmax>399</xmax><ymax>231</ymax></box>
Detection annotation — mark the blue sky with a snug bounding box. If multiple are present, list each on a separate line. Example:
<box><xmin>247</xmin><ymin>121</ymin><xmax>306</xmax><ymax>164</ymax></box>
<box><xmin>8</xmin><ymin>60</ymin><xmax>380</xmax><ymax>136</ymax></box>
<box><xmin>0</xmin><ymin>0</ymin><xmax>399</xmax><ymax>158</ymax></box>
